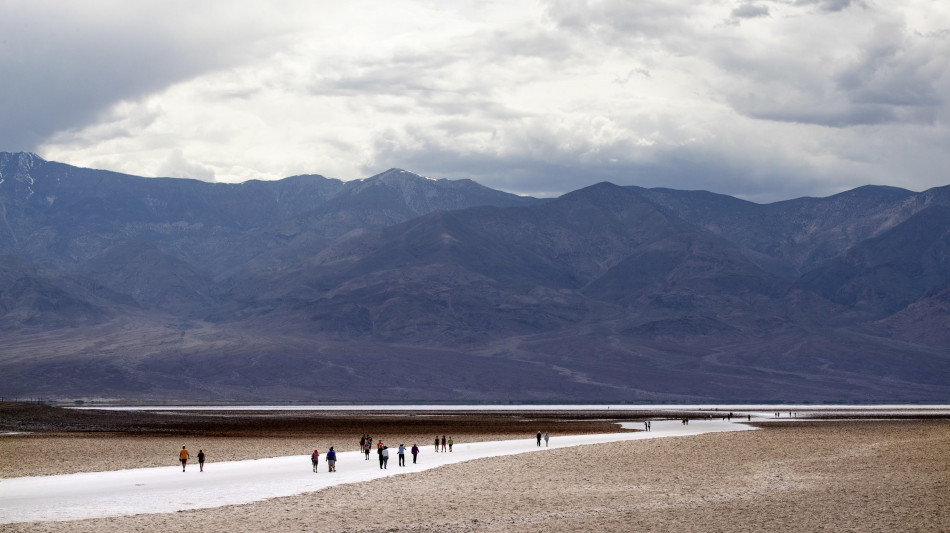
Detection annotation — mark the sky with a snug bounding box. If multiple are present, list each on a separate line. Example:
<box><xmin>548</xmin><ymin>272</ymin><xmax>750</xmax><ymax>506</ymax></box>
<box><xmin>1</xmin><ymin>0</ymin><xmax>948</xmax><ymax>203</ymax></box>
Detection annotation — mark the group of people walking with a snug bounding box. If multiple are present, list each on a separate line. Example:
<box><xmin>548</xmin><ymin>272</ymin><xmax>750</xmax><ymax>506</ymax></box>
<box><xmin>356</xmin><ymin>435</ymin><xmax>421</xmax><ymax>470</ymax></box>
<box><xmin>310</xmin><ymin>447</ymin><xmax>337</xmax><ymax>472</ymax></box>
<box><xmin>179</xmin><ymin>429</ymin><xmax>560</xmax><ymax>474</ymax></box>
<box><xmin>536</xmin><ymin>431</ymin><xmax>549</xmax><ymax>446</ymax></box>
<box><xmin>177</xmin><ymin>446</ymin><xmax>205</xmax><ymax>472</ymax></box>
<box><xmin>434</xmin><ymin>435</ymin><xmax>453</xmax><ymax>452</ymax></box>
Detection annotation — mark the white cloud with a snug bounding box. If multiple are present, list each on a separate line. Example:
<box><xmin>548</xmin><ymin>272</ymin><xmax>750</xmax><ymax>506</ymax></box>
<box><xmin>3</xmin><ymin>0</ymin><xmax>946</xmax><ymax>202</ymax></box>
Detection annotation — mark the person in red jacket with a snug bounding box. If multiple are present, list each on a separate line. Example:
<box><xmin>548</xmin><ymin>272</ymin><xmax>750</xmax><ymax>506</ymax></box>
<box><xmin>311</xmin><ymin>449</ymin><xmax>319</xmax><ymax>472</ymax></box>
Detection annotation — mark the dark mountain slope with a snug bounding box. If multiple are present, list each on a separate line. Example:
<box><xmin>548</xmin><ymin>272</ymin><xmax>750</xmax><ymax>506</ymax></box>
<box><xmin>228</xmin><ymin>183</ymin><xmax>806</xmax><ymax>343</ymax></box>
<box><xmin>0</xmin><ymin>154</ymin><xmax>538</xmax><ymax>277</ymax></box>
<box><xmin>217</xmin><ymin>169</ymin><xmax>540</xmax><ymax>281</ymax></box>
<box><xmin>77</xmin><ymin>241</ymin><xmax>225</xmax><ymax>315</ymax></box>
<box><xmin>0</xmin><ymin>255</ymin><xmax>134</xmax><ymax>329</ymax></box>
<box><xmin>874</xmin><ymin>282</ymin><xmax>950</xmax><ymax>346</ymax></box>
<box><xmin>639</xmin><ymin>184</ymin><xmax>935</xmax><ymax>273</ymax></box>
<box><xmin>797</xmin><ymin>205</ymin><xmax>950</xmax><ymax>317</ymax></box>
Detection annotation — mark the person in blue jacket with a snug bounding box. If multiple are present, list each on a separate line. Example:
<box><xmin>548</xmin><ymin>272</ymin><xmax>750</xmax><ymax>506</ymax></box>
<box><xmin>326</xmin><ymin>447</ymin><xmax>337</xmax><ymax>472</ymax></box>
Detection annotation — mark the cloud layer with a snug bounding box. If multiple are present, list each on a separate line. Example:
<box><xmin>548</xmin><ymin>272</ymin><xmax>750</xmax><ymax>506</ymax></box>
<box><xmin>2</xmin><ymin>0</ymin><xmax>947</xmax><ymax>201</ymax></box>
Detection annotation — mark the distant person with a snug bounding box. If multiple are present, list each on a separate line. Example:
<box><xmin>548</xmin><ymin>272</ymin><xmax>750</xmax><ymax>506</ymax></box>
<box><xmin>197</xmin><ymin>449</ymin><xmax>205</xmax><ymax>472</ymax></box>
<box><xmin>441</xmin><ymin>435</ymin><xmax>447</xmax><ymax>452</ymax></box>
<box><xmin>398</xmin><ymin>444</ymin><xmax>406</xmax><ymax>466</ymax></box>
<box><xmin>448</xmin><ymin>436</ymin><xmax>454</xmax><ymax>452</ymax></box>
<box><xmin>411</xmin><ymin>443</ymin><xmax>419</xmax><ymax>464</ymax></box>
<box><xmin>381</xmin><ymin>446</ymin><xmax>389</xmax><ymax>469</ymax></box>
<box><xmin>378</xmin><ymin>444</ymin><xmax>386</xmax><ymax>469</ymax></box>
<box><xmin>364</xmin><ymin>440</ymin><xmax>372</xmax><ymax>460</ymax></box>
<box><xmin>435</xmin><ymin>436</ymin><xmax>440</xmax><ymax>452</ymax></box>
<box><xmin>326</xmin><ymin>447</ymin><xmax>337</xmax><ymax>472</ymax></box>
<box><xmin>544</xmin><ymin>433</ymin><xmax>549</xmax><ymax>447</ymax></box>
<box><xmin>360</xmin><ymin>435</ymin><xmax>366</xmax><ymax>451</ymax></box>
<box><xmin>179</xmin><ymin>446</ymin><xmax>190</xmax><ymax>472</ymax></box>
<box><xmin>537</xmin><ymin>431</ymin><xmax>542</xmax><ymax>446</ymax></box>
<box><xmin>311</xmin><ymin>449</ymin><xmax>319</xmax><ymax>472</ymax></box>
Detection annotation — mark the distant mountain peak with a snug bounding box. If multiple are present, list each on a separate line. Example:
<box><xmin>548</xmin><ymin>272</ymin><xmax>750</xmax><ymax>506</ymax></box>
<box><xmin>0</xmin><ymin>152</ymin><xmax>47</xmax><ymax>197</ymax></box>
<box><xmin>0</xmin><ymin>151</ymin><xmax>45</xmax><ymax>163</ymax></box>
<box><xmin>0</xmin><ymin>151</ymin><xmax>46</xmax><ymax>174</ymax></box>
<box><xmin>365</xmin><ymin>168</ymin><xmax>437</xmax><ymax>184</ymax></box>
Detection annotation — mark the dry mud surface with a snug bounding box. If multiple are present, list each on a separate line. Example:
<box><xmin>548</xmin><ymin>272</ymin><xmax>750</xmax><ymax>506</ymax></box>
<box><xmin>1</xmin><ymin>404</ymin><xmax>948</xmax><ymax>532</ymax></box>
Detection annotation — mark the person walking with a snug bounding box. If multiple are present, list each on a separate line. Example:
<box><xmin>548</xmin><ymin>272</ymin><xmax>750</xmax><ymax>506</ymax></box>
<box><xmin>441</xmin><ymin>435</ymin><xmax>447</xmax><ymax>452</ymax></box>
<box><xmin>398</xmin><ymin>444</ymin><xmax>406</xmax><ymax>466</ymax></box>
<box><xmin>435</xmin><ymin>436</ymin><xmax>440</xmax><ymax>452</ymax></box>
<box><xmin>411</xmin><ymin>443</ymin><xmax>419</xmax><ymax>464</ymax></box>
<box><xmin>364</xmin><ymin>440</ymin><xmax>371</xmax><ymax>460</ymax></box>
<box><xmin>311</xmin><ymin>449</ymin><xmax>320</xmax><ymax>472</ymax></box>
<box><xmin>381</xmin><ymin>446</ymin><xmax>390</xmax><ymax>469</ymax></box>
<box><xmin>378</xmin><ymin>444</ymin><xmax>386</xmax><ymax>469</ymax></box>
<box><xmin>326</xmin><ymin>447</ymin><xmax>337</xmax><ymax>472</ymax></box>
<box><xmin>544</xmin><ymin>433</ymin><xmax>549</xmax><ymax>447</ymax></box>
<box><xmin>197</xmin><ymin>449</ymin><xmax>206</xmax><ymax>472</ymax></box>
<box><xmin>360</xmin><ymin>435</ymin><xmax>366</xmax><ymax>452</ymax></box>
<box><xmin>179</xmin><ymin>446</ymin><xmax>190</xmax><ymax>472</ymax></box>
<box><xmin>448</xmin><ymin>436</ymin><xmax>454</xmax><ymax>452</ymax></box>
<box><xmin>536</xmin><ymin>431</ymin><xmax>542</xmax><ymax>447</ymax></box>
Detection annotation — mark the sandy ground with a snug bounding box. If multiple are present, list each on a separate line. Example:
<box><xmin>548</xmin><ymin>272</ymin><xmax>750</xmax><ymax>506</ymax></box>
<box><xmin>2</xmin><ymin>419</ymin><xmax>947</xmax><ymax>532</ymax></box>
<box><xmin>0</xmin><ymin>432</ymin><xmax>533</xmax><ymax>478</ymax></box>
<box><xmin>0</xmin><ymin>404</ymin><xmax>627</xmax><ymax>478</ymax></box>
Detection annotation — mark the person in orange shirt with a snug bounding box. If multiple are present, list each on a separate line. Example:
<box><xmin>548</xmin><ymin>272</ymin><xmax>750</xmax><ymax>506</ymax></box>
<box><xmin>179</xmin><ymin>446</ymin><xmax>190</xmax><ymax>472</ymax></box>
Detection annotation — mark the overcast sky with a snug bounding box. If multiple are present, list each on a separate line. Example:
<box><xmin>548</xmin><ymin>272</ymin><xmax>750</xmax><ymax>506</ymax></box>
<box><xmin>2</xmin><ymin>0</ymin><xmax>947</xmax><ymax>202</ymax></box>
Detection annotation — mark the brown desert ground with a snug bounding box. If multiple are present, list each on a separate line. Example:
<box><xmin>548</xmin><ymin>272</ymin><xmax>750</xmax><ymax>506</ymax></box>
<box><xmin>1</xmin><ymin>403</ymin><xmax>948</xmax><ymax>532</ymax></box>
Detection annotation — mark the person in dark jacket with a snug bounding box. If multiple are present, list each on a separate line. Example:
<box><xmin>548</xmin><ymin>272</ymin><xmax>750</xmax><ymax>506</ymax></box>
<box><xmin>411</xmin><ymin>443</ymin><xmax>419</xmax><ymax>464</ymax></box>
<box><xmin>326</xmin><ymin>447</ymin><xmax>337</xmax><ymax>472</ymax></box>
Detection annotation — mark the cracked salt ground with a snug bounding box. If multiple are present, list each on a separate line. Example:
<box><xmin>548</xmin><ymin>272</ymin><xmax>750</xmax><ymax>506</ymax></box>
<box><xmin>0</xmin><ymin>419</ymin><xmax>753</xmax><ymax>524</ymax></box>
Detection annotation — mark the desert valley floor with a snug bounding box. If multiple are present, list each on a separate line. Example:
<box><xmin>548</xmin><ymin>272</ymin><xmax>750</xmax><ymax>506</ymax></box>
<box><xmin>0</xmin><ymin>404</ymin><xmax>947</xmax><ymax>532</ymax></box>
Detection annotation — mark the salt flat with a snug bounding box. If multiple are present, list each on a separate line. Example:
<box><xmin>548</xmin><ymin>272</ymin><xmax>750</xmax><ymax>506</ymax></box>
<box><xmin>0</xmin><ymin>419</ymin><xmax>749</xmax><ymax>523</ymax></box>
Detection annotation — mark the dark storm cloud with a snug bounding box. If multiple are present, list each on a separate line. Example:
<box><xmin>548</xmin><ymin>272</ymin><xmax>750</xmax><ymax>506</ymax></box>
<box><xmin>708</xmin><ymin>4</ymin><xmax>948</xmax><ymax>129</ymax></box>
<box><xmin>731</xmin><ymin>4</ymin><xmax>771</xmax><ymax>20</ymax></box>
<box><xmin>796</xmin><ymin>0</ymin><xmax>856</xmax><ymax>12</ymax></box>
<box><xmin>542</xmin><ymin>0</ymin><xmax>698</xmax><ymax>51</ymax></box>
<box><xmin>0</xmin><ymin>2</ymin><xmax>292</xmax><ymax>151</ymax></box>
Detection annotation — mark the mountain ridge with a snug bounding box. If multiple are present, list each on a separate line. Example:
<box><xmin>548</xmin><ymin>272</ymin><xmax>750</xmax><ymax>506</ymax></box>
<box><xmin>0</xmin><ymin>152</ymin><xmax>947</xmax><ymax>403</ymax></box>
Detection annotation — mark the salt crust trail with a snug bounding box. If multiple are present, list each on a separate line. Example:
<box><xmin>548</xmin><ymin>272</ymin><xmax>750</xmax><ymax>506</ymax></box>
<box><xmin>0</xmin><ymin>419</ymin><xmax>752</xmax><ymax>524</ymax></box>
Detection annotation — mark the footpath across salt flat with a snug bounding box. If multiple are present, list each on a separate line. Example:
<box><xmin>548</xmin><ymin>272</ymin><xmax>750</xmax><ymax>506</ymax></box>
<box><xmin>0</xmin><ymin>419</ymin><xmax>752</xmax><ymax>524</ymax></box>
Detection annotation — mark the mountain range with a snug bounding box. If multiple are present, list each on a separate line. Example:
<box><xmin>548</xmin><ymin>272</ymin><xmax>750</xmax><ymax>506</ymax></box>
<box><xmin>1</xmin><ymin>151</ymin><xmax>947</xmax><ymax>403</ymax></box>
